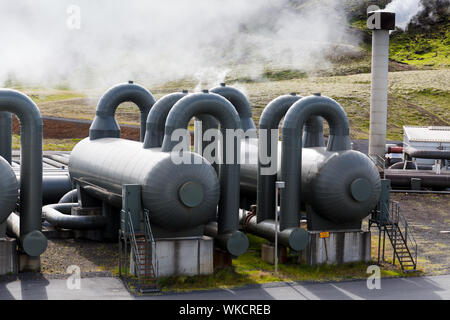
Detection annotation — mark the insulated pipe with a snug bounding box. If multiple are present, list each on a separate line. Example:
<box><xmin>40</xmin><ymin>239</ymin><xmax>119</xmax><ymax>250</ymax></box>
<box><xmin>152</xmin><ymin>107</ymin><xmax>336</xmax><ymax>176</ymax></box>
<box><xmin>161</xmin><ymin>92</ymin><xmax>241</xmax><ymax>235</ymax></box>
<box><xmin>89</xmin><ymin>82</ymin><xmax>156</xmax><ymax>141</ymax></box>
<box><xmin>143</xmin><ymin>91</ymin><xmax>188</xmax><ymax>149</ymax></box>
<box><xmin>404</xmin><ymin>146</ymin><xmax>450</xmax><ymax>160</ymax></box>
<box><xmin>257</xmin><ymin>94</ymin><xmax>301</xmax><ymax>223</ymax></box>
<box><xmin>238</xmin><ymin>211</ymin><xmax>308</xmax><ymax>252</ymax></box>
<box><xmin>42</xmin><ymin>203</ymin><xmax>107</xmax><ymax>230</ymax></box>
<box><xmin>281</xmin><ymin>95</ymin><xmax>351</xmax><ymax>231</ymax></box>
<box><xmin>0</xmin><ymin>156</ymin><xmax>18</xmax><ymax>224</ymax></box>
<box><xmin>0</xmin><ymin>89</ymin><xmax>47</xmax><ymax>256</ymax></box>
<box><xmin>367</xmin><ymin>10</ymin><xmax>396</xmax><ymax>158</ymax></box>
<box><xmin>210</xmin><ymin>83</ymin><xmax>256</xmax><ymax>133</ymax></box>
<box><xmin>204</xmin><ymin>222</ymin><xmax>249</xmax><ymax>257</ymax></box>
<box><xmin>0</xmin><ymin>112</ymin><xmax>12</xmax><ymax>163</ymax></box>
<box><xmin>257</xmin><ymin>94</ymin><xmax>325</xmax><ymax>223</ymax></box>
<box><xmin>58</xmin><ymin>189</ymin><xmax>78</xmax><ymax>204</ymax></box>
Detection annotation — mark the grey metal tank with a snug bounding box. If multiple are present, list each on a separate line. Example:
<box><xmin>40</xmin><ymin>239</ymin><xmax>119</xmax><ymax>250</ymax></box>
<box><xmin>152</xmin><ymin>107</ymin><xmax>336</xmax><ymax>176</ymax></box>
<box><xmin>69</xmin><ymin>138</ymin><xmax>220</xmax><ymax>232</ymax></box>
<box><xmin>0</xmin><ymin>156</ymin><xmax>19</xmax><ymax>224</ymax></box>
<box><xmin>240</xmin><ymin>140</ymin><xmax>381</xmax><ymax>224</ymax></box>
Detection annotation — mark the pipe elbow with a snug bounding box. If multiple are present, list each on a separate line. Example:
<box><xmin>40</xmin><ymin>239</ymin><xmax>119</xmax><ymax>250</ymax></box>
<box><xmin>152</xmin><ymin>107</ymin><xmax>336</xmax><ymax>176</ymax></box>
<box><xmin>43</xmin><ymin>203</ymin><xmax>107</xmax><ymax>230</ymax></box>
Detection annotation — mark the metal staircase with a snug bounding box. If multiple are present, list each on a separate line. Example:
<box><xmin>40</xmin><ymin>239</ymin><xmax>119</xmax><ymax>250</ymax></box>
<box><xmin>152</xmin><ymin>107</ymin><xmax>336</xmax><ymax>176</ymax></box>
<box><xmin>119</xmin><ymin>185</ymin><xmax>159</xmax><ymax>294</ymax></box>
<box><xmin>370</xmin><ymin>201</ymin><xmax>418</xmax><ymax>272</ymax></box>
<box><xmin>119</xmin><ymin>209</ymin><xmax>159</xmax><ymax>293</ymax></box>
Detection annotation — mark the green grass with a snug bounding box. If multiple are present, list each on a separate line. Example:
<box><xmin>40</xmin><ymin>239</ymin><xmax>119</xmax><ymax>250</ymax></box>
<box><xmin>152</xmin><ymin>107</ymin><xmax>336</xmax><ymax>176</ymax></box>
<box><xmin>389</xmin><ymin>23</ymin><xmax>450</xmax><ymax>68</ymax></box>
<box><xmin>13</xmin><ymin>135</ymin><xmax>81</xmax><ymax>151</ymax></box>
<box><xmin>28</xmin><ymin>93</ymin><xmax>85</xmax><ymax>104</ymax></box>
<box><xmin>156</xmin><ymin>234</ymin><xmax>414</xmax><ymax>293</ymax></box>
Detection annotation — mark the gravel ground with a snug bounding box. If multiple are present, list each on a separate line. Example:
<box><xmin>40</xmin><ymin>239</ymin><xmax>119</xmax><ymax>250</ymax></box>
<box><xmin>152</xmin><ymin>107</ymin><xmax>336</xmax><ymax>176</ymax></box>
<box><xmin>40</xmin><ymin>239</ymin><xmax>118</xmax><ymax>276</ymax></box>
<box><xmin>37</xmin><ymin>194</ymin><xmax>450</xmax><ymax>277</ymax></box>
<box><xmin>390</xmin><ymin>193</ymin><xmax>450</xmax><ymax>275</ymax></box>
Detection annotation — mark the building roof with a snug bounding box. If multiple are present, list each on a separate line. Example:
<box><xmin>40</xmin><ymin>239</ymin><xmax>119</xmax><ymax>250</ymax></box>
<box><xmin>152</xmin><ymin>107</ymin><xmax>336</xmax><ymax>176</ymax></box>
<box><xmin>404</xmin><ymin>126</ymin><xmax>450</xmax><ymax>143</ymax></box>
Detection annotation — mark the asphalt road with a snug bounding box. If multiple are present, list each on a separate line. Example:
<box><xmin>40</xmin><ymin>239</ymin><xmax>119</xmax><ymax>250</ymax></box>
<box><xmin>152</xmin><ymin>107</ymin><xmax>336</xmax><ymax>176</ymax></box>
<box><xmin>1</xmin><ymin>275</ymin><xmax>449</xmax><ymax>300</ymax></box>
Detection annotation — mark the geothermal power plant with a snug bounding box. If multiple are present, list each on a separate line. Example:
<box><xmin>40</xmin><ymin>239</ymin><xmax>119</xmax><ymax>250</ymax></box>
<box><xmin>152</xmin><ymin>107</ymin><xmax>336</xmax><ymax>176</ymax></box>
<box><xmin>0</xmin><ymin>9</ymin><xmax>447</xmax><ymax>293</ymax></box>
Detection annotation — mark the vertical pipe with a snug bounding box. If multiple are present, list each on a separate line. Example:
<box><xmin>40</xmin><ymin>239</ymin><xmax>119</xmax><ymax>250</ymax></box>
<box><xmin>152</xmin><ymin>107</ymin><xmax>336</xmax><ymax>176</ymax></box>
<box><xmin>0</xmin><ymin>89</ymin><xmax>47</xmax><ymax>257</ymax></box>
<box><xmin>0</xmin><ymin>112</ymin><xmax>12</xmax><ymax>164</ymax></box>
<box><xmin>367</xmin><ymin>10</ymin><xmax>396</xmax><ymax>159</ymax></box>
<box><xmin>369</xmin><ymin>29</ymin><xmax>390</xmax><ymax>158</ymax></box>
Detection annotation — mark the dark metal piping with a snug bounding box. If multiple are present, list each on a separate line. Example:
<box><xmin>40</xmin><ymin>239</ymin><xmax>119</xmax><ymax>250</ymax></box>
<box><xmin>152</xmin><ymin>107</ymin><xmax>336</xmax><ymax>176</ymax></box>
<box><xmin>257</xmin><ymin>94</ymin><xmax>301</xmax><ymax>223</ymax></box>
<box><xmin>0</xmin><ymin>112</ymin><xmax>12</xmax><ymax>163</ymax></box>
<box><xmin>280</xmin><ymin>95</ymin><xmax>351</xmax><ymax>231</ymax></box>
<box><xmin>143</xmin><ymin>91</ymin><xmax>188</xmax><ymax>149</ymax></box>
<box><xmin>404</xmin><ymin>146</ymin><xmax>450</xmax><ymax>160</ymax></box>
<box><xmin>89</xmin><ymin>82</ymin><xmax>156</xmax><ymax>141</ymax></box>
<box><xmin>204</xmin><ymin>222</ymin><xmax>249</xmax><ymax>257</ymax></box>
<box><xmin>42</xmin><ymin>203</ymin><xmax>107</xmax><ymax>230</ymax></box>
<box><xmin>0</xmin><ymin>89</ymin><xmax>47</xmax><ymax>256</ymax></box>
<box><xmin>161</xmin><ymin>92</ymin><xmax>241</xmax><ymax>236</ymax></box>
<box><xmin>238</xmin><ymin>211</ymin><xmax>308</xmax><ymax>252</ymax></box>
<box><xmin>58</xmin><ymin>189</ymin><xmax>78</xmax><ymax>204</ymax></box>
<box><xmin>257</xmin><ymin>93</ymin><xmax>326</xmax><ymax>223</ymax></box>
<box><xmin>210</xmin><ymin>83</ymin><xmax>256</xmax><ymax>133</ymax></box>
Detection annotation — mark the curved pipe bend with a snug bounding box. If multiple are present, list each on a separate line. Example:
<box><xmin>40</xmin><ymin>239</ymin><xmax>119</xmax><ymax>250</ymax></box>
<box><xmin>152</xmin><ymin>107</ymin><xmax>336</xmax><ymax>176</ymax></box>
<box><xmin>257</xmin><ymin>94</ymin><xmax>326</xmax><ymax>223</ymax></box>
<box><xmin>90</xmin><ymin>82</ymin><xmax>156</xmax><ymax>141</ymax></box>
<box><xmin>280</xmin><ymin>95</ymin><xmax>351</xmax><ymax>231</ymax></box>
<box><xmin>0</xmin><ymin>89</ymin><xmax>46</xmax><ymax>256</ymax></box>
<box><xmin>59</xmin><ymin>189</ymin><xmax>78</xmax><ymax>204</ymax></box>
<box><xmin>210</xmin><ymin>83</ymin><xmax>256</xmax><ymax>133</ymax></box>
<box><xmin>43</xmin><ymin>203</ymin><xmax>107</xmax><ymax>230</ymax></box>
<box><xmin>162</xmin><ymin>92</ymin><xmax>241</xmax><ymax>236</ymax></box>
<box><xmin>257</xmin><ymin>94</ymin><xmax>301</xmax><ymax>223</ymax></box>
<box><xmin>143</xmin><ymin>91</ymin><xmax>188</xmax><ymax>149</ymax></box>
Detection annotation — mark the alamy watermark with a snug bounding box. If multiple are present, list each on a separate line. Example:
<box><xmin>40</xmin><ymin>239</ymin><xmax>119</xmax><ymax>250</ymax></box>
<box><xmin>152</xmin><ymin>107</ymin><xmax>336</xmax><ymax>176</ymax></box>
<box><xmin>367</xmin><ymin>5</ymin><xmax>382</xmax><ymax>30</ymax></box>
<box><xmin>66</xmin><ymin>265</ymin><xmax>81</xmax><ymax>290</ymax></box>
<box><xmin>367</xmin><ymin>265</ymin><xmax>381</xmax><ymax>290</ymax></box>
<box><xmin>169</xmin><ymin>128</ymin><xmax>279</xmax><ymax>176</ymax></box>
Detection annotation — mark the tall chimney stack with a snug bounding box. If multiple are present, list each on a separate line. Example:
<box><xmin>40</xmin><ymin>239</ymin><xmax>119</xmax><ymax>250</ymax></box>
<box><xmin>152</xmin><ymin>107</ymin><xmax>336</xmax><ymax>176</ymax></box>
<box><xmin>367</xmin><ymin>10</ymin><xmax>396</xmax><ymax>159</ymax></box>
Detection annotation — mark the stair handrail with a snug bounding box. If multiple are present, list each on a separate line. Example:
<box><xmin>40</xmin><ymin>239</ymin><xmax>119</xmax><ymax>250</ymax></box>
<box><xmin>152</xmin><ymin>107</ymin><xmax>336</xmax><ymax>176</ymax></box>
<box><xmin>144</xmin><ymin>209</ymin><xmax>158</xmax><ymax>278</ymax></box>
<box><xmin>126</xmin><ymin>210</ymin><xmax>144</xmax><ymax>283</ymax></box>
<box><xmin>388</xmin><ymin>201</ymin><xmax>418</xmax><ymax>269</ymax></box>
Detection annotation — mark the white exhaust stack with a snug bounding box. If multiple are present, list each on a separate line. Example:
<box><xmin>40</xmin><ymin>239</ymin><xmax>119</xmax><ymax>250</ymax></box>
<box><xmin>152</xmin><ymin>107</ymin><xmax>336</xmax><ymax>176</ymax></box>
<box><xmin>367</xmin><ymin>10</ymin><xmax>396</xmax><ymax>158</ymax></box>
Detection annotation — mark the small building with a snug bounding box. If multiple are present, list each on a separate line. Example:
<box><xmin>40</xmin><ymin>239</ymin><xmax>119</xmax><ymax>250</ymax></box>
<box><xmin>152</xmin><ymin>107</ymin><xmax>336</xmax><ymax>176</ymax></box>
<box><xmin>403</xmin><ymin>126</ymin><xmax>450</xmax><ymax>166</ymax></box>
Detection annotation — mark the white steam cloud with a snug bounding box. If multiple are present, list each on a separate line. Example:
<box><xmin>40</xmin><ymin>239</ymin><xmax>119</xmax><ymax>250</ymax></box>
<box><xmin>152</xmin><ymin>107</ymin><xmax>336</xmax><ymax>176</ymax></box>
<box><xmin>0</xmin><ymin>0</ymin><xmax>359</xmax><ymax>90</ymax></box>
<box><xmin>386</xmin><ymin>0</ymin><xmax>424</xmax><ymax>30</ymax></box>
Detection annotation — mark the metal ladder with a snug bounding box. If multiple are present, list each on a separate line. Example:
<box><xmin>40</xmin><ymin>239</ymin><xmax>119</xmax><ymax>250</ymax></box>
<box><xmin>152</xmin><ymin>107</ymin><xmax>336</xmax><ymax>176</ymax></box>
<box><xmin>119</xmin><ymin>209</ymin><xmax>160</xmax><ymax>293</ymax></box>
<box><xmin>370</xmin><ymin>201</ymin><xmax>418</xmax><ymax>272</ymax></box>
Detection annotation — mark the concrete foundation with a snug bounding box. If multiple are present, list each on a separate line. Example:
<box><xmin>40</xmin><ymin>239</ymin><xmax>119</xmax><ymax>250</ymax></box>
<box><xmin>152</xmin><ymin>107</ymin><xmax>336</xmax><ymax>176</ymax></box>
<box><xmin>299</xmin><ymin>231</ymin><xmax>371</xmax><ymax>265</ymax></box>
<box><xmin>261</xmin><ymin>243</ymin><xmax>288</xmax><ymax>265</ymax></box>
<box><xmin>155</xmin><ymin>236</ymin><xmax>214</xmax><ymax>277</ymax></box>
<box><xmin>0</xmin><ymin>237</ymin><xmax>18</xmax><ymax>275</ymax></box>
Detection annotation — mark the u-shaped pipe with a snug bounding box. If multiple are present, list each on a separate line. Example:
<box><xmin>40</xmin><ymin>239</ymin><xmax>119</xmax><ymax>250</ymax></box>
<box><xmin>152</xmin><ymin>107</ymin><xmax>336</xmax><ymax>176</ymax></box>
<box><xmin>0</xmin><ymin>89</ymin><xmax>47</xmax><ymax>257</ymax></box>
<box><xmin>162</xmin><ymin>92</ymin><xmax>242</xmax><ymax>235</ymax></box>
<box><xmin>280</xmin><ymin>95</ymin><xmax>351</xmax><ymax>231</ymax></box>
<box><xmin>210</xmin><ymin>83</ymin><xmax>256</xmax><ymax>133</ymax></box>
<box><xmin>257</xmin><ymin>93</ymin><xmax>326</xmax><ymax>223</ymax></box>
<box><xmin>143</xmin><ymin>91</ymin><xmax>188</xmax><ymax>149</ymax></box>
<box><xmin>257</xmin><ymin>94</ymin><xmax>301</xmax><ymax>223</ymax></box>
<box><xmin>90</xmin><ymin>82</ymin><xmax>156</xmax><ymax>141</ymax></box>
